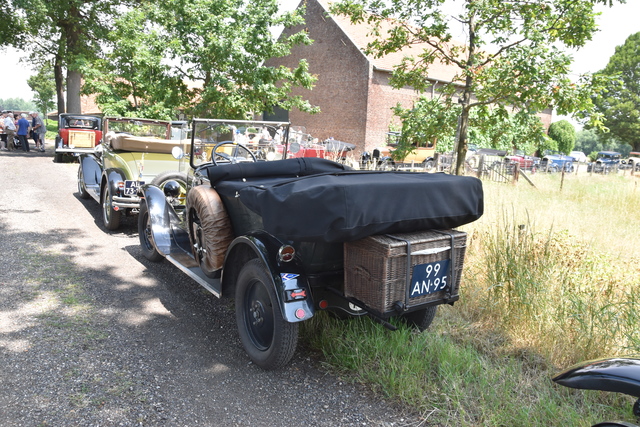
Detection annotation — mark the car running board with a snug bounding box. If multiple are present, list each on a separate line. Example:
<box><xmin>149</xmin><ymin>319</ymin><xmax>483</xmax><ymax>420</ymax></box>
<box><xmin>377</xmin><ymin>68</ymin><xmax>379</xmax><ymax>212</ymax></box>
<box><xmin>165</xmin><ymin>252</ymin><xmax>222</xmax><ymax>298</ymax></box>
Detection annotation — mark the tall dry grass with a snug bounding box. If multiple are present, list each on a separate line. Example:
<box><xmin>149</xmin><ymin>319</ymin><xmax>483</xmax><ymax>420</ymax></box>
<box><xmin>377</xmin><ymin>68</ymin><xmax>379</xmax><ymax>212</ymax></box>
<box><xmin>459</xmin><ymin>170</ymin><xmax>640</xmax><ymax>366</ymax></box>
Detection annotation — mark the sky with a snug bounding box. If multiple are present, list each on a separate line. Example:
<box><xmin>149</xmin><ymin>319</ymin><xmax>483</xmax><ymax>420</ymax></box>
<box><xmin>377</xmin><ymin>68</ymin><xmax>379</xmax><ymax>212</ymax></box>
<box><xmin>1</xmin><ymin>0</ymin><xmax>638</xmax><ymax>107</ymax></box>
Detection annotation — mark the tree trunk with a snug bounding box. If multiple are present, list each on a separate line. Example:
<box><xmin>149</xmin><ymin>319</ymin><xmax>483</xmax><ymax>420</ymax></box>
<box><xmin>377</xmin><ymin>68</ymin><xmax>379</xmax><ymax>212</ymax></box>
<box><xmin>455</xmin><ymin>104</ymin><xmax>470</xmax><ymax>175</ymax></box>
<box><xmin>54</xmin><ymin>55</ymin><xmax>65</xmax><ymax>115</ymax></box>
<box><xmin>66</xmin><ymin>69</ymin><xmax>82</xmax><ymax>114</ymax></box>
<box><xmin>454</xmin><ymin>7</ymin><xmax>477</xmax><ymax>176</ymax></box>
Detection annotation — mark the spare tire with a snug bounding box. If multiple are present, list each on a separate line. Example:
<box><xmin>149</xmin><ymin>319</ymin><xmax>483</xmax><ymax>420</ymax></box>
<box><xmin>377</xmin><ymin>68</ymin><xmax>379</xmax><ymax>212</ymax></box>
<box><xmin>187</xmin><ymin>185</ymin><xmax>234</xmax><ymax>277</ymax></box>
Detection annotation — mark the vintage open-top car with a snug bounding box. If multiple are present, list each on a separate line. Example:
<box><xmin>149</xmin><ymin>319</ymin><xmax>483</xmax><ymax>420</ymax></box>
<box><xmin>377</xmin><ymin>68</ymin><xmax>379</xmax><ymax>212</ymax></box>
<box><xmin>75</xmin><ymin>116</ymin><xmax>189</xmax><ymax>230</ymax></box>
<box><xmin>138</xmin><ymin>118</ymin><xmax>484</xmax><ymax>369</ymax></box>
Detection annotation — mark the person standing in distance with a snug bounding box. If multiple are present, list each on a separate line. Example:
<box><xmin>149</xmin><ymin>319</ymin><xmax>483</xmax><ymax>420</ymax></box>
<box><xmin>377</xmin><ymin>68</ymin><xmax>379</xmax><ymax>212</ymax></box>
<box><xmin>17</xmin><ymin>113</ymin><xmax>31</xmax><ymax>152</ymax></box>
<box><xmin>3</xmin><ymin>112</ymin><xmax>17</xmax><ymax>151</ymax></box>
<box><xmin>30</xmin><ymin>112</ymin><xmax>46</xmax><ymax>152</ymax></box>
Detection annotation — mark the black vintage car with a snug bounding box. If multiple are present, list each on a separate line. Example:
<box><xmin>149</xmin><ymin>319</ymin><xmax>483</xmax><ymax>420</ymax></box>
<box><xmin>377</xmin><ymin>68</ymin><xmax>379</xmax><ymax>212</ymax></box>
<box><xmin>138</xmin><ymin>118</ymin><xmax>484</xmax><ymax>369</ymax></box>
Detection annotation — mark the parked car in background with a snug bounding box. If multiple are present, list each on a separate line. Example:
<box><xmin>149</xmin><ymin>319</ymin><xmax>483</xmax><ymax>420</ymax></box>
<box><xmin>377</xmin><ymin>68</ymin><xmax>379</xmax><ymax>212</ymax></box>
<box><xmin>539</xmin><ymin>151</ymin><xmax>575</xmax><ymax>173</ymax></box>
<box><xmin>504</xmin><ymin>152</ymin><xmax>540</xmax><ymax>173</ymax></box>
<box><xmin>75</xmin><ymin>117</ymin><xmax>189</xmax><ymax>230</ymax></box>
<box><xmin>587</xmin><ymin>151</ymin><xmax>622</xmax><ymax>174</ymax></box>
<box><xmin>569</xmin><ymin>151</ymin><xmax>588</xmax><ymax>163</ymax></box>
<box><xmin>54</xmin><ymin>114</ymin><xmax>103</xmax><ymax>163</ymax></box>
<box><xmin>622</xmin><ymin>151</ymin><xmax>640</xmax><ymax>172</ymax></box>
<box><xmin>372</xmin><ymin>131</ymin><xmax>437</xmax><ymax>171</ymax></box>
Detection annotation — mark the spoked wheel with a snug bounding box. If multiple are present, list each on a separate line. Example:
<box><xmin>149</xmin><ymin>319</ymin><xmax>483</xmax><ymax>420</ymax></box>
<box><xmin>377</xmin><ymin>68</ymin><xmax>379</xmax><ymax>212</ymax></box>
<box><xmin>151</xmin><ymin>171</ymin><xmax>188</xmax><ymax>205</ymax></box>
<box><xmin>77</xmin><ymin>166</ymin><xmax>90</xmax><ymax>199</ymax></box>
<box><xmin>235</xmin><ymin>259</ymin><xmax>298</xmax><ymax>370</ymax></box>
<box><xmin>423</xmin><ymin>159</ymin><xmax>435</xmax><ymax>172</ymax></box>
<box><xmin>188</xmin><ymin>208</ymin><xmax>218</xmax><ymax>278</ymax></box>
<box><xmin>101</xmin><ymin>183</ymin><xmax>121</xmax><ymax>230</ymax></box>
<box><xmin>138</xmin><ymin>200</ymin><xmax>163</xmax><ymax>262</ymax></box>
<box><xmin>399</xmin><ymin>306</ymin><xmax>438</xmax><ymax>332</ymax></box>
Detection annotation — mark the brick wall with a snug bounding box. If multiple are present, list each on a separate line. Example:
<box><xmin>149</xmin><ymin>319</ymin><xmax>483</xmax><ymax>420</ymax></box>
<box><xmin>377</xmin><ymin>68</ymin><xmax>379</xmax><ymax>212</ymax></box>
<box><xmin>267</xmin><ymin>0</ymin><xmax>371</xmax><ymax>151</ymax></box>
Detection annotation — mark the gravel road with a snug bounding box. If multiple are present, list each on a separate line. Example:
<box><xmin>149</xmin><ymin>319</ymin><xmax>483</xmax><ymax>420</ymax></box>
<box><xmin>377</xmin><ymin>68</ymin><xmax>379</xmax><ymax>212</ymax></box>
<box><xmin>0</xmin><ymin>145</ymin><xmax>418</xmax><ymax>426</ymax></box>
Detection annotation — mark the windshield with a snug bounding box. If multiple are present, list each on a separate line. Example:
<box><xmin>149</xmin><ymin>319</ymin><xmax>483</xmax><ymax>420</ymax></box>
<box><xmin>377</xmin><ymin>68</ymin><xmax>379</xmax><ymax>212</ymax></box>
<box><xmin>104</xmin><ymin>118</ymin><xmax>171</xmax><ymax>139</ymax></box>
<box><xmin>190</xmin><ymin>119</ymin><xmax>290</xmax><ymax>168</ymax></box>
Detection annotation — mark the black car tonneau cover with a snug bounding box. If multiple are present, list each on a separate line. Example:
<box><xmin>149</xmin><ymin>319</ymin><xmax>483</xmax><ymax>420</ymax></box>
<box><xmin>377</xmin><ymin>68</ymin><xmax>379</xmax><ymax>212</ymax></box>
<box><xmin>208</xmin><ymin>158</ymin><xmax>484</xmax><ymax>242</ymax></box>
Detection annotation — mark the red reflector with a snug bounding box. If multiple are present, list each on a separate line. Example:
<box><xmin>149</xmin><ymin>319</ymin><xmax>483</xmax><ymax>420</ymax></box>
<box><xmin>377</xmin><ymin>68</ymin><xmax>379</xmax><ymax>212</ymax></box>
<box><xmin>295</xmin><ymin>308</ymin><xmax>306</xmax><ymax>319</ymax></box>
<box><xmin>290</xmin><ymin>289</ymin><xmax>306</xmax><ymax>299</ymax></box>
<box><xmin>318</xmin><ymin>300</ymin><xmax>329</xmax><ymax>310</ymax></box>
<box><xmin>113</xmin><ymin>206</ymin><xmax>120</xmax><ymax>211</ymax></box>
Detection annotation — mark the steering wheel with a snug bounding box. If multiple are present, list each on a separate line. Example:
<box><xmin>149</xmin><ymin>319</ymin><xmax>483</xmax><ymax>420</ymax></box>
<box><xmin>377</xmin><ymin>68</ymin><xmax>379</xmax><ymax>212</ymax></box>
<box><xmin>211</xmin><ymin>141</ymin><xmax>257</xmax><ymax>165</ymax></box>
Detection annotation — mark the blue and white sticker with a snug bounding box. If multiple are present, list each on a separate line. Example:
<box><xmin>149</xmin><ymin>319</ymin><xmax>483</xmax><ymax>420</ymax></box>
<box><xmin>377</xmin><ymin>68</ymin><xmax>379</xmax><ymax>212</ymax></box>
<box><xmin>280</xmin><ymin>273</ymin><xmax>299</xmax><ymax>282</ymax></box>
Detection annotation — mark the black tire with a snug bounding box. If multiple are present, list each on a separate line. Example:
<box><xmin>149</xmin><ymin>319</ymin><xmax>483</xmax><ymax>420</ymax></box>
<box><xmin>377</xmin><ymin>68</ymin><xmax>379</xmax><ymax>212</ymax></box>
<box><xmin>138</xmin><ymin>200</ymin><xmax>163</xmax><ymax>262</ymax></box>
<box><xmin>423</xmin><ymin>159</ymin><xmax>435</xmax><ymax>171</ymax></box>
<box><xmin>54</xmin><ymin>136</ymin><xmax>64</xmax><ymax>163</ymax></box>
<box><xmin>400</xmin><ymin>305</ymin><xmax>438</xmax><ymax>332</ymax></box>
<box><xmin>235</xmin><ymin>259</ymin><xmax>299</xmax><ymax>370</ymax></box>
<box><xmin>77</xmin><ymin>166</ymin><xmax>90</xmax><ymax>199</ymax></box>
<box><xmin>101</xmin><ymin>183</ymin><xmax>121</xmax><ymax>230</ymax></box>
<box><xmin>150</xmin><ymin>171</ymin><xmax>188</xmax><ymax>205</ymax></box>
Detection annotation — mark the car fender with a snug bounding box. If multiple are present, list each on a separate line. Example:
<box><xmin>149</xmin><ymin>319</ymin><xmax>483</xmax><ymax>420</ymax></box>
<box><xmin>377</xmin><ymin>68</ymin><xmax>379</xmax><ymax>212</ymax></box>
<box><xmin>79</xmin><ymin>155</ymin><xmax>102</xmax><ymax>187</ymax></box>
<box><xmin>102</xmin><ymin>168</ymin><xmax>127</xmax><ymax>196</ymax></box>
<box><xmin>139</xmin><ymin>184</ymin><xmax>182</xmax><ymax>257</ymax></box>
<box><xmin>223</xmin><ymin>234</ymin><xmax>315</xmax><ymax>323</ymax></box>
<box><xmin>553</xmin><ymin>357</ymin><xmax>640</xmax><ymax>398</ymax></box>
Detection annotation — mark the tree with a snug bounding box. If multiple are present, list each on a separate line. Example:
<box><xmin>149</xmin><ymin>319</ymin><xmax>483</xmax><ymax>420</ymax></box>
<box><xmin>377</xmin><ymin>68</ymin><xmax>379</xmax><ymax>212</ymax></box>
<box><xmin>10</xmin><ymin>0</ymin><xmax>134</xmax><ymax>114</ymax></box>
<box><xmin>83</xmin><ymin>0</ymin><xmax>319</xmax><ymax>120</ymax></box>
<box><xmin>0</xmin><ymin>98</ymin><xmax>37</xmax><ymax>111</ymax></box>
<box><xmin>331</xmin><ymin>0</ymin><xmax>617</xmax><ymax>174</ymax></box>
<box><xmin>548</xmin><ymin>120</ymin><xmax>576</xmax><ymax>154</ymax></box>
<box><xmin>393</xmin><ymin>97</ymin><xmax>546</xmax><ymax>157</ymax></box>
<box><xmin>589</xmin><ymin>32</ymin><xmax>640</xmax><ymax>151</ymax></box>
<box><xmin>27</xmin><ymin>63</ymin><xmax>56</xmax><ymax>117</ymax></box>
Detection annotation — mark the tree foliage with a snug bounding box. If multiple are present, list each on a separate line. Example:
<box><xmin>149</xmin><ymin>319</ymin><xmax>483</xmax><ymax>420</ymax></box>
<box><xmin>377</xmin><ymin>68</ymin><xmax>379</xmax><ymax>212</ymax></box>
<box><xmin>393</xmin><ymin>97</ymin><xmax>547</xmax><ymax>156</ymax></box>
<box><xmin>0</xmin><ymin>98</ymin><xmax>37</xmax><ymax>112</ymax></box>
<box><xmin>589</xmin><ymin>32</ymin><xmax>640</xmax><ymax>151</ymax></box>
<box><xmin>27</xmin><ymin>62</ymin><xmax>56</xmax><ymax>116</ymax></box>
<box><xmin>10</xmin><ymin>0</ymin><xmax>133</xmax><ymax>113</ymax></box>
<box><xmin>82</xmin><ymin>0</ymin><xmax>319</xmax><ymax>120</ymax></box>
<box><xmin>331</xmin><ymin>0</ymin><xmax>619</xmax><ymax>174</ymax></box>
<box><xmin>548</xmin><ymin>120</ymin><xmax>576</xmax><ymax>154</ymax></box>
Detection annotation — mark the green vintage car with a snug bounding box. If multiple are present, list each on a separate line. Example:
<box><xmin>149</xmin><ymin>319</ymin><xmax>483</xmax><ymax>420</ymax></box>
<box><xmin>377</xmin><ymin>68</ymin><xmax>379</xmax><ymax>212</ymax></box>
<box><xmin>76</xmin><ymin>117</ymin><xmax>189</xmax><ymax>230</ymax></box>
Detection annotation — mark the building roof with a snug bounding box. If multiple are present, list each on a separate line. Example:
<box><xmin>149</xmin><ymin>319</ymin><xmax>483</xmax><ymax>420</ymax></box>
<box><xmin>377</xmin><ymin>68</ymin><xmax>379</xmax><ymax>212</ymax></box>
<box><xmin>314</xmin><ymin>0</ymin><xmax>462</xmax><ymax>83</ymax></box>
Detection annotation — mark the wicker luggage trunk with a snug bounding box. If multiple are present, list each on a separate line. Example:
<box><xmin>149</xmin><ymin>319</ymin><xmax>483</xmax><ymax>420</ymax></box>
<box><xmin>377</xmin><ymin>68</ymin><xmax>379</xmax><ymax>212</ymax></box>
<box><xmin>344</xmin><ymin>230</ymin><xmax>467</xmax><ymax>316</ymax></box>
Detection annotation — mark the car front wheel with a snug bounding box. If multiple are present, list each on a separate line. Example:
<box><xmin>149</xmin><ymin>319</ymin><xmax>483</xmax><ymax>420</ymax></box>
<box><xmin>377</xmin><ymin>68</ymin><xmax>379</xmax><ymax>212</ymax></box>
<box><xmin>77</xmin><ymin>166</ymin><xmax>90</xmax><ymax>199</ymax></box>
<box><xmin>235</xmin><ymin>259</ymin><xmax>299</xmax><ymax>370</ymax></box>
<box><xmin>138</xmin><ymin>200</ymin><xmax>163</xmax><ymax>262</ymax></box>
<box><xmin>101</xmin><ymin>183</ymin><xmax>121</xmax><ymax>230</ymax></box>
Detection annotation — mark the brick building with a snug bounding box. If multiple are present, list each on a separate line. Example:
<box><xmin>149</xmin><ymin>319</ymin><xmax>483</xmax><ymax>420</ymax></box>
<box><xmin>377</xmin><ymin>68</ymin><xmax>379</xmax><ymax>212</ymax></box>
<box><xmin>266</xmin><ymin>0</ymin><xmax>552</xmax><ymax>154</ymax></box>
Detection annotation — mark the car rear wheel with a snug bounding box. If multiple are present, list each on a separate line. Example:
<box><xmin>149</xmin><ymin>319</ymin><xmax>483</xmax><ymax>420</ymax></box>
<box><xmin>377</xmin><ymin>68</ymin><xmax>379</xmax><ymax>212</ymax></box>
<box><xmin>423</xmin><ymin>159</ymin><xmax>435</xmax><ymax>172</ymax></box>
<box><xmin>101</xmin><ymin>183</ymin><xmax>121</xmax><ymax>230</ymax></box>
<box><xmin>138</xmin><ymin>200</ymin><xmax>163</xmax><ymax>262</ymax></box>
<box><xmin>77</xmin><ymin>166</ymin><xmax>90</xmax><ymax>199</ymax></box>
<box><xmin>399</xmin><ymin>305</ymin><xmax>438</xmax><ymax>332</ymax></box>
<box><xmin>235</xmin><ymin>259</ymin><xmax>299</xmax><ymax>370</ymax></box>
<box><xmin>54</xmin><ymin>136</ymin><xmax>64</xmax><ymax>163</ymax></box>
